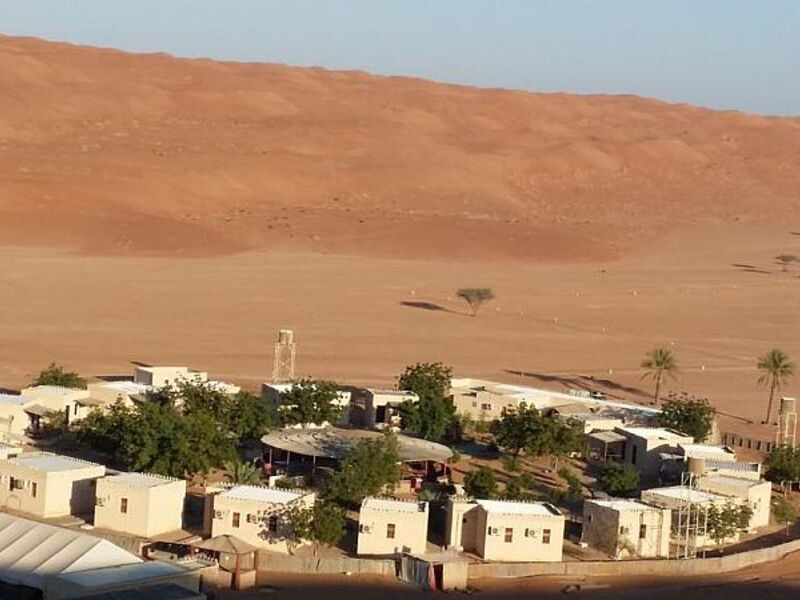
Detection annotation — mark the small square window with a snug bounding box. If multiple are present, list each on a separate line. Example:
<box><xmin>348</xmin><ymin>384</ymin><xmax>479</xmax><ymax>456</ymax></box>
<box><xmin>542</xmin><ymin>529</ymin><xmax>551</xmax><ymax>544</ymax></box>
<box><xmin>31</xmin><ymin>482</ymin><xmax>37</xmax><ymax>498</ymax></box>
<box><xmin>120</xmin><ymin>498</ymin><xmax>128</xmax><ymax>514</ymax></box>
<box><xmin>639</xmin><ymin>524</ymin><xmax>647</xmax><ymax>539</ymax></box>
<box><xmin>504</xmin><ymin>528</ymin><xmax>513</xmax><ymax>543</ymax></box>
<box><xmin>387</xmin><ymin>523</ymin><xmax>396</xmax><ymax>539</ymax></box>
<box><xmin>233</xmin><ymin>512</ymin><xmax>240</xmax><ymax>528</ymax></box>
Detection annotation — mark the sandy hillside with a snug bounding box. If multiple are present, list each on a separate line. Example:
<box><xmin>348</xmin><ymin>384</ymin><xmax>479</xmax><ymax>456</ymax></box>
<box><xmin>1</xmin><ymin>35</ymin><xmax>799</xmax><ymax>437</ymax></box>
<box><xmin>1</xmin><ymin>34</ymin><xmax>800</xmax><ymax>259</ymax></box>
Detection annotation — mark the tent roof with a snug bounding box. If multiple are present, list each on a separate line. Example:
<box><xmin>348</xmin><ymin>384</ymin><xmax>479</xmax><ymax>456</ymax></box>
<box><xmin>195</xmin><ymin>535</ymin><xmax>258</xmax><ymax>555</ymax></box>
<box><xmin>0</xmin><ymin>514</ymin><xmax>141</xmax><ymax>590</ymax></box>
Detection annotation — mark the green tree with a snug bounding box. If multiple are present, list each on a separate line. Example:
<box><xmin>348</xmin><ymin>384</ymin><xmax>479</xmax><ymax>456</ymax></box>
<box><xmin>325</xmin><ymin>436</ymin><xmax>401</xmax><ymax>505</ymax></box>
<box><xmin>31</xmin><ymin>363</ymin><xmax>87</xmax><ymax>389</ymax></box>
<box><xmin>773</xmin><ymin>496</ymin><xmax>798</xmax><ymax>537</ymax></box>
<box><xmin>464</xmin><ymin>466</ymin><xmax>497</xmax><ymax>499</ymax></box>
<box><xmin>658</xmin><ymin>392</ymin><xmax>715</xmax><ymax>442</ymax></box>
<box><xmin>397</xmin><ymin>363</ymin><xmax>455</xmax><ymax>442</ymax></box>
<box><xmin>280</xmin><ymin>379</ymin><xmax>342</xmax><ymax>427</ymax></box>
<box><xmin>228</xmin><ymin>391</ymin><xmax>272</xmax><ymax>440</ymax></box>
<box><xmin>492</xmin><ymin>405</ymin><xmax>583</xmax><ymax>468</ymax></box>
<box><xmin>765</xmin><ymin>445</ymin><xmax>800</xmax><ymax>485</ymax></box>
<box><xmin>493</xmin><ymin>404</ymin><xmax>547</xmax><ymax>458</ymax></box>
<box><xmin>77</xmin><ymin>401</ymin><xmax>134</xmax><ymax>454</ymax></box>
<box><xmin>398</xmin><ymin>362</ymin><xmax>452</xmax><ymax>399</ymax></box>
<box><xmin>641</xmin><ymin>347</ymin><xmax>678</xmax><ymax>404</ymax></box>
<box><xmin>503</xmin><ymin>479</ymin><xmax>527</xmax><ymax>501</ymax></box>
<box><xmin>757</xmin><ymin>349</ymin><xmax>795</xmax><ymax>424</ymax></box>
<box><xmin>223</xmin><ymin>459</ymin><xmax>261</xmax><ymax>485</ymax></box>
<box><xmin>289</xmin><ymin>500</ymin><xmax>346</xmax><ymax>555</ymax></box>
<box><xmin>456</xmin><ymin>288</ymin><xmax>496</xmax><ymax>317</ymax></box>
<box><xmin>599</xmin><ymin>462</ymin><xmax>640</xmax><ymax>496</ymax></box>
<box><xmin>705</xmin><ymin>502</ymin><xmax>752</xmax><ymax>553</ymax></box>
<box><xmin>40</xmin><ymin>410</ymin><xmax>69</xmax><ymax>437</ymax></box>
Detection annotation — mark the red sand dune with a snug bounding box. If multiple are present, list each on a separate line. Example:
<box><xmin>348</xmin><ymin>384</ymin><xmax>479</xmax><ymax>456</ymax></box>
<box><xmin>2</xmin><ymin>34</ymin><xmax>799</xmax><ymax>259</ymax></box>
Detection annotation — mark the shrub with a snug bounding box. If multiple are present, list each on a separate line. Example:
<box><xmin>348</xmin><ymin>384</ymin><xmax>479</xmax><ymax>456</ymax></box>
<box><xmin>600</xmin><ymin>462</ymin><xmax>640</xmax><ymax>496</ymax></box>
<box><xmin>464</xmin><ymin>466</ymin><xmax>497</xmax><ymax>499</ymax></box>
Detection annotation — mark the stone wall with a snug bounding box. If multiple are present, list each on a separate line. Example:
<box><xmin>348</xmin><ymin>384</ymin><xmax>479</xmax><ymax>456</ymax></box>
<box><xmin>258</xmin><ymin>552</ymin><xmax>396</xmax><ymax>576</ymax></box>
<box><xmin>467</xmin><ymin>538</ymin><xmax>800</xmax><ymax>579</ymax></box>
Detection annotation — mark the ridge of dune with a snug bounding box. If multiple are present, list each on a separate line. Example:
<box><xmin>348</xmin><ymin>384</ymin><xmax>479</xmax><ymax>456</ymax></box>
<box><xmin>1</xmin><ymin>34</ymin><xmax>799</xmax><ymax>259</ymax></box>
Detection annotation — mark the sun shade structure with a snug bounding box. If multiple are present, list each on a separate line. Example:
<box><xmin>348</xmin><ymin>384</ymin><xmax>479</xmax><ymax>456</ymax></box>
<box><xmin>0</xmin><ymin>513</ymin><xmax>141</xmax><ymax>590</ymax></box>
<box><xmin>261</xmin><ymin>427</ymin><xmax>453</xmax><ymax>463</ymax></box>
<box><xmin>195</xmin><ymin>535</ymin><xmax>258</xmax><ymax>555</ymax></box>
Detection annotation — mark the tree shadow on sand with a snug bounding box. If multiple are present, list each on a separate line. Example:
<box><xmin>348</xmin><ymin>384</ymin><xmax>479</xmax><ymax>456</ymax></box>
<box><xmin>505</xmin><ymin>370</ymin><xmax>649</xmax><ymax>398</ymax></box>
<box><xmin>400</xmin><ymin>301</ymin><xmax>465</xmax><ymax>315</ymax></box>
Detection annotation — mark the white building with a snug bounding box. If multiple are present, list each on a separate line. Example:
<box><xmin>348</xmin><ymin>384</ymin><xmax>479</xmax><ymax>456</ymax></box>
<box><xmin>615</xmin><ymin>427</ymin><xmax>695</xmax><ymax>479</ymax></box>
<box><xmin>446</xmin><ymin>497</ymin><xmax>564</xmax><ymax>562</ymax></box>
<box><xmin>94</xmin><ymin>472</ymin><xmax>187</xmax><ymax>538</ymax></box>
<box><xmin>0</xmin><ymin>386</ymin><xmax>94</xmax><ymax>439</ymax></box>
<box><xmin>0</xmin><ymin>452</ymin><xmax>106</xmax><ymax>518</ymax></box>
<box><xmin>133</xmin><ymin>366</ymin><xmax>239</xmax><ymax>394</ymax></box>
<box><xmin>581</xmin><ymin>499</ymin><xmax>670</xmax><ymax>558</ymax></box>
<box><xmin>364</xmin><ymin>389</ymin><xmax>418</xmax><ymax>430</ymax></box>
<box><xmin>357</xmin><ymin>497</ymin><xmax>429</xmax><ymax>555</ymax></box>
<box><xmin>695</xmin><ymin>474</ymin><xmax>772</xmax><ymax>531</ymax></box>
<box><xmin>210</xmin><ymin>485</ymin><xmax>315</xmax><ymax>553</ymax></box>
<box><xmin>641</xmin><ymin>485</ymin><xmax>743</xmax><ymax>547</ymax></box>
<box><xmin>86</xmin><ymin>381</ymin><xmax>152</xmax><ymax>408</ymax></box>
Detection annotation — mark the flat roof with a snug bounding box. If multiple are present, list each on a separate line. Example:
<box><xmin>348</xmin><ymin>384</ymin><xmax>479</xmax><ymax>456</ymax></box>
<box><xmin>105</xmin><ymin>472</ymin><xmax>183</xmax><ymax>488</ymax></box>
<box><xmin>699</xmin><ymin>474</ymin><xmax>766</xmax><ymax>489</ymax></box>
<box><xmin>0</xmin><ymin>513</ymin><xmax>141</xmax><ymax>589</ymax></box>
<box><xmin>476</xmin><ymin>499</ymin><xmax>562</xmax><ymax>517</ymax></box>
<box><xmin>21</xmin><ymin>385</ymin><xmax>87</xmax><ymax>397</ymax></box>
<box><xmin>97</xmin><ymin>381</ymin><xmax>152</xmax><ymax>394</ymax></box>
<box><xmin>261</xmin><ymin>427</ymin><xmax>453</xmax><ymax>463</ymax></box>
<box><xmin>9</xmin><ymin>452</ymin><xmax>104</xmax><ymax>473</ymax></box>
<box><xmin>679</xmin><ymin>443</ymin><xmax>735</xmax><ymax>458</ymax></box>
<box><xmin>643</xmin><ymin>486</ymin><xmax>728</xmax><ymax>504</ymax></box>
<box><xmin>220</xmin><ymin>485</ymin><xmax>307</xmax><ymax>505</ymax></box>
<box><xmin>362</xmin><ymin>497</ymin><xmax>427</xmax><ymax>514</ymax></box>
<box><xmin>588</xmin><ymin>499</ymin><xmax>663</xmax><ymax>513</ymax></box>
<box><xmin>588</xmin><ymin>430</ymin><xmax>627</xmax><ymax>444</ymax></box>
<box><xmin>617</xmin><ymin>427</ymin><xmax>691</xmax><ymax>441</ymax></box>
<box><xmin>366</xmin><ymin>389</ymin><xmax>418</xmax><ymax>396</ymax></box>
<box><xmin>0</xmin><ymin>393</ymin><xmax>26</xmax><ymax>406</ymax></box>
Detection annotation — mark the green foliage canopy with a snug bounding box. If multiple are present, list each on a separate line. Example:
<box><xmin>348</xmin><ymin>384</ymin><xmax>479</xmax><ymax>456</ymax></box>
<box><xmin>397</xmin><ymin>363</ymin><xmax>456</xmax><ymax>442</ymax></box>
<box><xmin>325</xmin><ymin>436</ymin><xmax>401</xmax><ymax>505</ymax></box>
<box><xmin>32</xmin><ymin>363</ymin><xmax>87</xmax><ymax>389</ymax></box>
<box><xmin>464</xmin><ymin>466</ymin><xmax>497</xmax><ymax>499</ymax></box>
<box><xmin>658</xmin><ymin>392</ymin><xmax>715</xmax><ymax>442</ymax></box>
<box><xmin>599</xmin><ymin>462</ymin><xmax>640</xmax><ymax>496</ymax></box>
<box><xmin>279</xmin><ymin>379</ymin><xmax>342</xmax><ymax>427</ymax></box>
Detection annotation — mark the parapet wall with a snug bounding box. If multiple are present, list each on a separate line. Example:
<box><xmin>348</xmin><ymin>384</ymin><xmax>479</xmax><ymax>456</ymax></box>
<box><xmin>258</xmin><ymin>553</ymin><xmax>396</xmax><ymax>576</ymax></box>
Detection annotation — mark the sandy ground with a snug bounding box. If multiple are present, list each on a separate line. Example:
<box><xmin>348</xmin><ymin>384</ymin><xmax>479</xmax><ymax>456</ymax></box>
<box><xmin>1</xmin><ymin>224</ymin><xmax>798</xmax><ymax>431</ymax></box>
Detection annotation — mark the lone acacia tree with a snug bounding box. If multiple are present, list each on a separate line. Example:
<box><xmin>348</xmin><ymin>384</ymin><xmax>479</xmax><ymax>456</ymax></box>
<box><xmin>757</xmin><ymin>348</ymin><xmax>795</xmax><ymax>424</ymax></box>
<box><xmin>456</xmin><ymin>288</ymin><xmax>495</xmax><ymax>316</ymax></box>
<box><xmin>641</xmin><ymin>347</ymin><xmax>678</xmax><ymax>404</ymax></box>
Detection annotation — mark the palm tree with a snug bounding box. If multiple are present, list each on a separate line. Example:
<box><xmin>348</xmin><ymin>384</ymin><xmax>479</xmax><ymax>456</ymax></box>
<box><xmin>757</xmin><ymin>349</ymin><xmax>795</xmax><ymax>424</ymax></box>
<box><xmin>223</xmin><ymin>459</ymin><xmax>261</xmax><ymax>485</ymax></box>
<box><xmin>641</xmin><ymin>347</ymin><xmax>678</xmax><ymax>404</ymax></box>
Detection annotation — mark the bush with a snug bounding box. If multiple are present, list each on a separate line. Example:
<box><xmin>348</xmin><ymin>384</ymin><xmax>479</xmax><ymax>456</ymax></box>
<box><xmin>503</xmin><ymin>479</ymin><xmax>528</xmax><ymax>500</ymax></box>
<box><xmin>502</xmin><ymin>455</ymin><xmax>520</xmax><ymax>472</ymax></box>
<box><xmin>558</xmin><ymin>467</ymin><xmax>582</xmax><ymax>500</ymax></box>
<box><xmin>464</xmin><ymin>466</ymin><xmax>497</xmax><ymax>499</ymax></box>
<box><xmin>600</xmin><ymin>462</ymin><xmax>640</xmax><ymax>496</ymax></box>
<box><xmin>274</xmin><ymin>476</ymin><xmax>298</xmax><ymax>490</ymax></box>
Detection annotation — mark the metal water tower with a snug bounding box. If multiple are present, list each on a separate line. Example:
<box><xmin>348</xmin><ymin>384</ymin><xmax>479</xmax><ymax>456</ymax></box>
<box><xmin>272</xmin><ymin>329</ymin><xmax>296</xmax><ymax>384</ymax></box>
<box><xmin>776</xmin><ymin>396</ymin><xmax>797</xmax><ymax>448</ymax></box>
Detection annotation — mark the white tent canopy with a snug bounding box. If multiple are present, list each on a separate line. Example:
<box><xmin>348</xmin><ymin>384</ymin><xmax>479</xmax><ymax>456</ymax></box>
<box><xmin>0</xmin><ymin>513</ymin><xmax>141</xmax><ymax>590</ymax></box>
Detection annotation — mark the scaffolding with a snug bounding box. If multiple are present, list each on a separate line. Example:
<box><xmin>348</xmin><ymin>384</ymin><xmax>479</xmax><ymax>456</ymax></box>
<box><xmin>672</xmin><ymin>472</ymin><xmax>708</xmax><ymax>559</ymax></box>
<box><xmin>272</xmin><ymin>329</ymin><xmax>296</xmax><ymax>384</ymax></box>
<box><xmin>776</xmin><ymin>397</ymin><xmax>797</xmax><ymax>449</ymax></box>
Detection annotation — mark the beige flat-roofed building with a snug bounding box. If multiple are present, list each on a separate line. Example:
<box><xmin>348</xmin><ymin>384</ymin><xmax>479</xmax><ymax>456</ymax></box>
<box><xmin>94</xmin><ymin>472</ymin><xmax>187</xmax><ymax>538</ymax></box>
<box><xmin>616</xmin><ymin>427</ymin><xmax>695</xmax><ymax>479</ymax></box>
<box><xmin>133</xmin><ymin>366</ymin><xmax>239</xmax><ymax>395</ymax></box>
<box><xmin>363</xmin><ymin>389</ymin><xmax>417</xmax><ymax>430</ymax></box>
<box><xmin>357</xmin><ymin>497</ymin><xmax>429</xmax><ymax>555</ymax></box>
<box><xmin>581</xmin><ymin>499</ymin><xmax>670</xmax><ymax>558</ymax></box>
<box><xmin>446</xmin><ymin>497</ymin><xmax>564</xmax><ymax>562</ymax></box>
<box><xmin>0</xmin><ymin>452</ymin><xmax>105</xmax><ymax>518</ymax></box>
<box><xmin>696</xmin><ymin>474</ymin><xmax>772</xmax><ymax>531</ymax></box>
<box><xmin>262</xmin><ymin>383</ymin><xmax>352</xmax><ymax>428</ymax></box>
<box><xmin>87</xmin><ymin>381</ymin><xmax>152</xmax><ymax>408</ymax></box>
<box><xmin>211</xmin><ymin>485</ymin><xmax>315</xmax><ymax>553</ymax></box>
